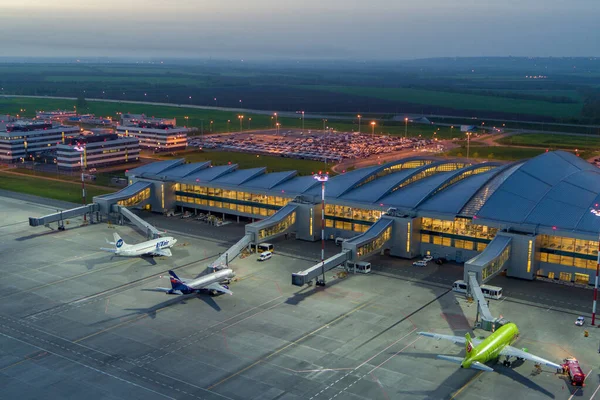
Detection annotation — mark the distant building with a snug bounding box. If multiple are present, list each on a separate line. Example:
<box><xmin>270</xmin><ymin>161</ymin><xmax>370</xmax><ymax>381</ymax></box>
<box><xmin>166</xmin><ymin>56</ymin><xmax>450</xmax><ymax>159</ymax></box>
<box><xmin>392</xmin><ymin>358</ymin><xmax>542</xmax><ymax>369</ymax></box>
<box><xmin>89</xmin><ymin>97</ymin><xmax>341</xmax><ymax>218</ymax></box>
<box><xmin>36</xmin><ymin>110</ymin><xmax>77</xmax><ymax>121</ymax></box>
<box><xmin>116</xmin><ymin>119</ymin><xmax>188</xmax><ymax>152</ymax></box>
<box><xmin>57</xmin><ymin>134</ymin><xmax>140</xmax><ymax>170</ymax></box>
<box><xmin>0</xmin><ymin>115</ymin><xmax>17</xmax><ymax>132</ymax></box>
<box><xmin>0</xmin><ymin>120</ymin><xmax>80</xmax><ymax>163</ymax></box>
<box><xmin>120</xmin><ymin>113</ymin><xmax>176</xmax><ymax>127</ymax></box>
<box><xmin>68</xmin><ymin>114</ymin><xmax>112</xmax><ymax>125</ymax></box>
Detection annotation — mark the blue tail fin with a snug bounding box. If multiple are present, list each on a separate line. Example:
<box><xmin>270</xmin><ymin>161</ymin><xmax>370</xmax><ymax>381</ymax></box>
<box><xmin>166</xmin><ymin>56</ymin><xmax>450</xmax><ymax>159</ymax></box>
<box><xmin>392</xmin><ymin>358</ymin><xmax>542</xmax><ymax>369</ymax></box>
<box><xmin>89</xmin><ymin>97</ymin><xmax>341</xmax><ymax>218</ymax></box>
<box><xmin>168</xmin><ymin>270</ymin><xmax>188</xmax><ymax>291</ymax></box>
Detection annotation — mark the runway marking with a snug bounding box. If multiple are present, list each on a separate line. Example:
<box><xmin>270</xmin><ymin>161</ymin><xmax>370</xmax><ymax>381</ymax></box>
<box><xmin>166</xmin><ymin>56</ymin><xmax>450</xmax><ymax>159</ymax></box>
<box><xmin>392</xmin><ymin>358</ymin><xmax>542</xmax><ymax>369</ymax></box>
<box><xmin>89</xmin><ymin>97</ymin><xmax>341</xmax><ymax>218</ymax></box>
<box><xmin>0</xmin><ymin>330</ymin><xmax>176</xmax><ymax>400</ymax></box>
<box><xmin>370</xmin><ymin>372</ymin><xmax>390</xmax><ymax>400</ymax></box>
<box><xmin>74</xmin><ymin>312</ymin><xmax>154</xmax><ymax>343</ymax></box>
<box><xmin>0</xmin><ymin>356</ymin><xmax>32</xmax><ymax>372</ymax></box>
<box><xmin>207</xmin><ymin>299</ymin><xmax>375</xmax><ymax>390</ymax></box>
<box><xmin>568</xmin><ymin>368</ymin><xmax>593</xmax><ymax>400</ymax></box>
<box><xmin>449</xmin><ymin>371</ymin><xmax>483</xmax><ymax>399</ymax></box>
<box><xmin>33</xmin><ymin>250</ymin><xmax>105</xmax><ymax>271</ymax></box>
<box><xmin>590</xmin><ymin>383</ymin><xmax>600</xmax><ymax>400</ymax></box>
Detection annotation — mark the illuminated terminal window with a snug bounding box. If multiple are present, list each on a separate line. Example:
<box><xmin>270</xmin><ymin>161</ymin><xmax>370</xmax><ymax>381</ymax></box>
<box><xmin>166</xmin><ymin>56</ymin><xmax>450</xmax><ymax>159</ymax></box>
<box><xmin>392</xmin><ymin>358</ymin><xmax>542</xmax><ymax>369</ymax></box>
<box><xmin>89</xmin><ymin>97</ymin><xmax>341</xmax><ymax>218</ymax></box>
<box><xmin>258</xmin><ymin>212</ymin><xmax>296</xmax><ymax>240</ymax></box>
<box><xmin>117</xmin><ymin>188</ymin><xmax>150</xmax><ymax>207</ymax></box>
<box><xmin>174</xmin><ymin>183</ymin><xmax>290</xmax><ymax>217</ymax></box>
<box><xmin>325</xmin><ymin>204</ymin><xmax>382</xmax><ymax>233</ymax></box>
<box><xmin>538</xmin><ymin>234</ymin><xmax>598</xmax><ymax>270</ymax></box>
<box><xmin>356</xmin><ymin>226</ymin><xmax>391</xmax><ymax>257</ymax></box>
<box><xmin>420</xmin><ymin>217</ymin><xmax>495</xmax><ymax>252</ymax></box>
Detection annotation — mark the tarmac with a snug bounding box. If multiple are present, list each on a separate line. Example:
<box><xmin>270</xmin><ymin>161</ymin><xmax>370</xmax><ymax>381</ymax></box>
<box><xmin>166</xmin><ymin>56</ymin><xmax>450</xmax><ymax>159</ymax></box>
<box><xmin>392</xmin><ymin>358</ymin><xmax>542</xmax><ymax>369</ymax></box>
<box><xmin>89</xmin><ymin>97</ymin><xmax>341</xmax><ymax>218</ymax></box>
<box><xmin>0</xmin><ymin>194</ymin><xmax>598</xmax><ymax>400</ymax></box>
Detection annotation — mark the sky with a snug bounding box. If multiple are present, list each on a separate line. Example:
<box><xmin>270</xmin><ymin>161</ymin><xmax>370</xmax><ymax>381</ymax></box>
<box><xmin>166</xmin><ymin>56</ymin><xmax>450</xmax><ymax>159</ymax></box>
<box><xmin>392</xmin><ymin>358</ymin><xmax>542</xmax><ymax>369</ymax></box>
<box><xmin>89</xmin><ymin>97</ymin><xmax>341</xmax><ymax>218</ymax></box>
<box><xmin>1</xmin><ymin>0</ymin><xmax>599</xmax><ymax>60</ymax></box>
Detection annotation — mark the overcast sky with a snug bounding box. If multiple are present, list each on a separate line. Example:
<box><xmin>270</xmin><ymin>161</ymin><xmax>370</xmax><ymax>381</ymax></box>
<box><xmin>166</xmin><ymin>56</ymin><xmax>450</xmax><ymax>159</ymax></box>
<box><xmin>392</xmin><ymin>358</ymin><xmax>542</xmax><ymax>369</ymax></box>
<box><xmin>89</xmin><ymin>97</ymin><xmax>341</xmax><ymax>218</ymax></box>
<box><xmin>1</xmin><ymin>0</ymin><xmax>598</xmax><ymax>59</ymax></box>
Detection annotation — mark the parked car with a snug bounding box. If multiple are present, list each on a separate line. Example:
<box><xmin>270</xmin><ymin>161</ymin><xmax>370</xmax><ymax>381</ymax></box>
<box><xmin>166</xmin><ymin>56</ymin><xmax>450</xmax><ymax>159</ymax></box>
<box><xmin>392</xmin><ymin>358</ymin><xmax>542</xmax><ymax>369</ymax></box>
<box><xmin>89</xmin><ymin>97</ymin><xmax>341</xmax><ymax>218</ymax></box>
<box><xmin>575</xmin><ymin>316</ymin><xmax>585</xmax><ymax>326</ymax></box>
<box><xmin>423</xmin><ymin>255</ymin><xmax>433</xmax><ymax>262</ymax></box>
<box><xmin>413</xmin><ymin>261</ymin><xmax>427</xmax><ymax>267</ymax></box>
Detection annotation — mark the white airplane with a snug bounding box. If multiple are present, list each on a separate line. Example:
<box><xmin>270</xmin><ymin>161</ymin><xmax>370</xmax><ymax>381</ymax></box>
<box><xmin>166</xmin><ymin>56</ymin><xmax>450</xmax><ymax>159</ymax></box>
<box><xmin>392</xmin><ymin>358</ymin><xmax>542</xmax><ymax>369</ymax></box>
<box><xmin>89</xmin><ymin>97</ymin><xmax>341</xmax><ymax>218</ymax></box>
<box><xmin>152</xmin><ymin>269</ymin><xmax>235</xmax><ymax>296</ymax></box>
<box><xmin>101</xmin><ymin>233</ymin><xmax>177</xmax><ymax>257</ymax></box>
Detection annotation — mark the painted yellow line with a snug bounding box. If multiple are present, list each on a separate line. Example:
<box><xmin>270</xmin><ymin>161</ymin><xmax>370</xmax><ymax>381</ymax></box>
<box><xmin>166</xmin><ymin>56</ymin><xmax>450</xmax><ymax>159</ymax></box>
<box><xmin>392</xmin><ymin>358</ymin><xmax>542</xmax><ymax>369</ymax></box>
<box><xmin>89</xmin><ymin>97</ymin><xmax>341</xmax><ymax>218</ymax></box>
<box><xmin>450</xmin><ymin>371</ymin><xmax>482</xmax><ymax>400</ymax></box>
<box><xmin>0</xmin><ymin>357</ymin><xmax>31</xmax><ymax>372</ymax></box>
<box><xmin>207</xmin><ymin>299</ymin><xmax>375</xmax><ymax>390</ymax></box>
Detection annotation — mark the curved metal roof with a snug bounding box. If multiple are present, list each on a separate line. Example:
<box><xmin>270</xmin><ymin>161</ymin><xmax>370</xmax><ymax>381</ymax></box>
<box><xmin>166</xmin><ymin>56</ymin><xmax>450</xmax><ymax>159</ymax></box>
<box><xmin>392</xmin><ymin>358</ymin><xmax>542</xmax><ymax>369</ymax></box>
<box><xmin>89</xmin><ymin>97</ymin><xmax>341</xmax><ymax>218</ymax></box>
<box><xmin>475</xmin><ymin>151</ymin><xmax>600</xmax><ymax>234</ymax></box>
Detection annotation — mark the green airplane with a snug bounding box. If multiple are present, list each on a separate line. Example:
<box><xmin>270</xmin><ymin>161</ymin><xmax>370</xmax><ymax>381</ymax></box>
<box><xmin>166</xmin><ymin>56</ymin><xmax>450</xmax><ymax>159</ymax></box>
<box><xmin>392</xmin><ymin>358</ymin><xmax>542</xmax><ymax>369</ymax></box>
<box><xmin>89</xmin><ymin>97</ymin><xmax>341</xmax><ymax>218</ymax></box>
<box><xmin>418</xmin><ymin>322</ymin><xmax>562</xmax><ymax>372</ymax></box>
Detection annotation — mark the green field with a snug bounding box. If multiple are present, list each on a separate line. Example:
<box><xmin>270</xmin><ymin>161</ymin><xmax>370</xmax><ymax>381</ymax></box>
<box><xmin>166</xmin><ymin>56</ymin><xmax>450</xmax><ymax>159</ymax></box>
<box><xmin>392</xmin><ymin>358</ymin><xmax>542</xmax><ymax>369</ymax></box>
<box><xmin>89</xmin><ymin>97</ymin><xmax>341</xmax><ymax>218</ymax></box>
<box><xmin>156</xmin><ymin>150</ymin><xmax>334</xmax><ymax>176</ymax></box>
<box><xmin>0</xmin><ymin>97</ymin><xmax>458</xmax><ymax>138</ymax></box>
<box><xmin>11</xmin><ymin>167</ymin><xmax>128</xmax><ymax>188</ymax></box>
<box><xmin>445</xmin><ymin>146</ymin><xmax>549</xmax><ymax>161</ymax></box>
<box><xmin>497</xmin><ymin>133</ymin><xmax>600</xmax><ymax>150</ymax></box>
<box><xmin>44</xmin><ymin>75</ymin><xmax>207</xmax><ymax>86</ymax></box>
<box><xmin>0</xmin><ymin>172</ymin><xmax>113</xmax><ymax>203</ymax></box>
<box><xmin>294</xmin><ymin>85</ymin><xmax>583</xmax><ymax>118</ymax></box>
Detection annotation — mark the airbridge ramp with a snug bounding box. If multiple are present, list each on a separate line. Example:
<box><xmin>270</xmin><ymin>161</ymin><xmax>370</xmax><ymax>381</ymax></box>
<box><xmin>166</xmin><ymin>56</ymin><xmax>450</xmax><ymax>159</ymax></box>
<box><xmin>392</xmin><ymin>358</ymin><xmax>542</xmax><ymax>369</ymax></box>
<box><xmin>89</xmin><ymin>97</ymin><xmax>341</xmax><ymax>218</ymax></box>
<box><xmin>114</xmin><ymin>206</ymin><xmax>162</xmax><ymax>240</ymax></box>
<box><xmin>292</xmin><ymin>251</ymin><xmax>351</xmax><ymax>286</ymax></box>
<box><xmin>29</xmin><ymin>203</ymin><xmax>100</xmax><ymax>227</ymax></box>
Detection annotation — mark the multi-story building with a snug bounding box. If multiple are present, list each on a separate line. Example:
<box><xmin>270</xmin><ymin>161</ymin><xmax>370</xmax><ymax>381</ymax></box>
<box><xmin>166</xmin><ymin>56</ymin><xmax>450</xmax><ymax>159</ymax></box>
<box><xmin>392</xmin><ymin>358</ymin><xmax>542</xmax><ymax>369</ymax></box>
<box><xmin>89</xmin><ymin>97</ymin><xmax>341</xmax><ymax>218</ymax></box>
<box><xmin>56</xmin><ymin>134</ymin><xmax>140</xmax><ymax>170</ymax></box>
<box><xmin>120</xmin><ymin>114</ymin><xmax>176</xmax><ymax>127</ymax></box>
<box><xmin>0</xmin><ymin>120</ymin><xmax>81</xmax><ymax>163</ymax></box>
<box><xmin>36</xmin><ymin>110</ymin><xmax>78</xmax><ymax>121</ymax></box>
<box><xmin>116</xmin><ymin>120</ymin><xmax>187</xmax><ymax>152</ymax></box>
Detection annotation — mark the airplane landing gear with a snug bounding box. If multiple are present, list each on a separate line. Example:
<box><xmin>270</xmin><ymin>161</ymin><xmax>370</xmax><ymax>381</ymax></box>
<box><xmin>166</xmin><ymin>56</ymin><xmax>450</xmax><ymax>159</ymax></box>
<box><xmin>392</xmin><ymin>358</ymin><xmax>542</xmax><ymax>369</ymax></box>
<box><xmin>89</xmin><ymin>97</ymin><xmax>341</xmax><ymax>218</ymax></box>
<box><xmin>503</xmin><ymin>360</ymin><xmax>511</xmax><ymax>367</ymax></box>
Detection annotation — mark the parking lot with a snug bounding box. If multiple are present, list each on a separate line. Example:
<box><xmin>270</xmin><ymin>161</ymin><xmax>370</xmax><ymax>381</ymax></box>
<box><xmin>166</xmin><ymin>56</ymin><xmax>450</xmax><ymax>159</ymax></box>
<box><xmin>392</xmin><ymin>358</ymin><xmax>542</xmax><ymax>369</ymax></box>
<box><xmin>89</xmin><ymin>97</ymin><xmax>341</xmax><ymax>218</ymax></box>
<box><xmin>0</xmin><ymin>196</ymin><xmax>598</xmax><ymax>400</ymax></box>
<box><xmin>191</xmin><ymin>130</ymin><xmax>440</xmax><ymax>163</ymax></box>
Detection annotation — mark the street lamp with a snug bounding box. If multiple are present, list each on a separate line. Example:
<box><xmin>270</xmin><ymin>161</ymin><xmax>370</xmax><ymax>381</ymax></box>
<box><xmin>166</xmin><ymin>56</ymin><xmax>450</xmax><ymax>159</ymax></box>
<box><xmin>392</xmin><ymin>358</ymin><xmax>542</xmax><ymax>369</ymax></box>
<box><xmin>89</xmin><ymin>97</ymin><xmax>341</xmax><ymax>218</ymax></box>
<box><xmin>466</xmin><ymin>131</ymin><xmax>472</xmax><ymax>159</ymax></box>
<box><xmin>301</xmin><ymin>111</ymin><xmax>305</xmax><ymax>134</ymax></box>
<box><xmin>184</xmin><ymin>116</ymin><xmax>189</xmax><ymax>128</ymax></box>
<box><xmin>248</xmin><ymin>117</ymin><xmax>252</xmax><ymax>130</ymax></box>
<box><xmin>404</xmin><ymin>117</ymin><xmax>408</xmax><ymax>139</ymax></box>
<box><xmin>227</xmin><ymin>119</ymin><xmax>231</xmax><ymax>132</ymax></box>
<box><xmin>370</xmin><ymin>121</ymin><xmax>376</xmax><ymax>137</ymax></box>
<box><xmin>238</xmin><ymin>115</ymin><xmax>244</xmax><ymax>132</ymax></box>
<box><xmin>74</xmin><ymin>143</ymin><xmax>87</xmax><ymax>221</ymax></box>
<box><xmin>274</xmin><ymin>112</ymin><xmax>278</xmax><ymax>127</ymax></box>
<box><xmin>357</xmin><ymin>114</ymin><xmax>362</xmax><ymax>133</ymax></box>
<box><xmin>276</xmin><ymin>122</ymin><xmax>281</xmax><ymax>135</ymax></box>
<box><xmin>322</xmin><ymin>119</ymin><xmax>327</xmax><ymax>131</ymax></box>
<box><xmin>210</xmin><ymin>120</ymin><xmax>214</xmax><ymax>132</ymax></box>
<box><xmin>590</xmin><ymin>205</ymin><xmax>600</xmax><ymax>325</ymax></box>
<box><xmin>313</xmin><ymin>171</ymin><xmax>329</xmax><ymax>286</ymax></box>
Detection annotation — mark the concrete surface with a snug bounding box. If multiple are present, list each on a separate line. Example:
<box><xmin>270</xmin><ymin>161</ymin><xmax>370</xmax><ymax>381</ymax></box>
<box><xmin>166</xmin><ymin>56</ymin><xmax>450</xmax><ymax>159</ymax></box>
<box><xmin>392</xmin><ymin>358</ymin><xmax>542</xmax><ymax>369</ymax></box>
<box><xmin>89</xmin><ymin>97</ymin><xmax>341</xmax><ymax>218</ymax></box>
<box><xmin>0</xmin><ymin>195</ymin><xmax>598</xmax><ymax>400</ymax></box>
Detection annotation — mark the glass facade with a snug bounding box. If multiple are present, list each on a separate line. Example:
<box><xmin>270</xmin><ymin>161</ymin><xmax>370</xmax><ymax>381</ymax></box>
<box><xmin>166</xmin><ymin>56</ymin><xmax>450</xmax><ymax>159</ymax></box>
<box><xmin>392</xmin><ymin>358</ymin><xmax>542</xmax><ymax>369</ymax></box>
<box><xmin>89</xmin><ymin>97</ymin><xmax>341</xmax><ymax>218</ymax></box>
<box><xmin>390</xmin><ymin>162</ymin><xmax>467</xmax><ymax>193</ymax></box>
<box><xmin>353</xmin><ymin>160</ymin><xmax>433</xmax><ymax>189</ymax></box>
<box><xmin>420</xmin><ymin>217</ymin><xmax>497</xmax><ymax>251</ymax></box>
<box><xmin>325</xmin><ymin>204</ymin><xmax>382</xmax><ymax>233</ymax></box>
<box><xmin>538</xmin><ymin>234</ymin><xmax>598</xmax><ymax>270</ymax></box>
<box><xmin>174</xmin><ymin>183</ymin><xmax>291</xmax><ymax>217</ymax></box>
<box><xmin>356</xmin><ymin>226</ymin><xmax>392</xmax><ymax>257</ymax></box>
<box><xmin>118</xmin><ymin>188</ymin><xmax>150</xmax><ymax>207</ymax></box>
<box><xmin>481</xmin><ymin>244</ymin><xmax>511</xmax><ymax>282</ymax></box>
<box><xmin>258</xmin><ymin>212</ymin><xmax>296</xmax><ymax>240</ymax></box>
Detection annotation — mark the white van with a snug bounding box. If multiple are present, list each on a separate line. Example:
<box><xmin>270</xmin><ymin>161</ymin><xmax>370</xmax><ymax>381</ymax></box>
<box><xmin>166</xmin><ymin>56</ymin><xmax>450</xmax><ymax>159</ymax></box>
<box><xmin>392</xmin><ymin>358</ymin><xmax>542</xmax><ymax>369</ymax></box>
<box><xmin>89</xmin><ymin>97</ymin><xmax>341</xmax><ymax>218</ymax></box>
<box><xmin>258</xmin><ymin>251</ymin><xmax>272</xmax><ymax>261</ymax></box>
<box><xmin>335</xmin><ymin>237</ymin><xmax>347</xmax><ymax>246</ymax></box>
<box><xmin>347</xmin><ymin>261</ymin><xmax>372</xmax><ymax>274</ymax></box>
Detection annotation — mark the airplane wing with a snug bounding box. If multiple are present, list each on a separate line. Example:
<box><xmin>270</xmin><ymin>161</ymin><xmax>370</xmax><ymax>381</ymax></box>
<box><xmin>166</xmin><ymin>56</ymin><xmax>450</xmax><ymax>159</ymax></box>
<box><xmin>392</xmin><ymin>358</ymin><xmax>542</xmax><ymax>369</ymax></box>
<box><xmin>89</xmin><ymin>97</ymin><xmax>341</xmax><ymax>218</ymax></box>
<box><xmin>100</xmin><ymin>247</ymin><xmax>118</xmax><ymax>253</ymax></box>
<box><xmin>205</xmin><ymin>282</ymin><xmax>233</xmax><ymax>295</ymax></box>
<box><xmin>499</xmin><ymin>346</ymin><xmax>562</xmax><ymax>369</ymax></box>
<box><xmin>417</xmin><ymin>332</ymin><xmax>482</xmax><ymax>346</ymax></box>
<box><xmin>153</xmin><ymin>248</ymin><xmax>172</xmax><ymax>257</ymax></box>
<box><xmin>471</xmin><ymin>361</ymin><xmax>494</xmax><ymax>372</ymax></box>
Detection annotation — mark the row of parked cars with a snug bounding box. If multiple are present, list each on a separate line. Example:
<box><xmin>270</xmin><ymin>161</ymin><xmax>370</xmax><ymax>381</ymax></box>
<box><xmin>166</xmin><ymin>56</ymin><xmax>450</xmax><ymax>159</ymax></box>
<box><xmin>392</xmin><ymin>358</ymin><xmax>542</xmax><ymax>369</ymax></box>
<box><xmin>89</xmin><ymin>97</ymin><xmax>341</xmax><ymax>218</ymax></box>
<box><xmin>196</xmin><ymin>132</ymin><xmax>434</xmax><ymax>162</ymax></box>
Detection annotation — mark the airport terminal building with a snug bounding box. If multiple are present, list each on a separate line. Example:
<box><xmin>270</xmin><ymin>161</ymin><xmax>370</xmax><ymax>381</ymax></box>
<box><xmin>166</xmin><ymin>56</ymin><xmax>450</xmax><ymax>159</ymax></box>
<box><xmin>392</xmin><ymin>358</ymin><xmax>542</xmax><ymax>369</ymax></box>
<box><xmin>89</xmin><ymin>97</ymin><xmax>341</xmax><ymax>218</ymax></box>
<box><xmin>56</xmin><ymin>133</ymin><xmax>140</xmax><ymax>170</ymax></box>
<box><xmin>93</xmin><ymin>151</ymin><xmax>600</xmax><ymax>287</ymax></box>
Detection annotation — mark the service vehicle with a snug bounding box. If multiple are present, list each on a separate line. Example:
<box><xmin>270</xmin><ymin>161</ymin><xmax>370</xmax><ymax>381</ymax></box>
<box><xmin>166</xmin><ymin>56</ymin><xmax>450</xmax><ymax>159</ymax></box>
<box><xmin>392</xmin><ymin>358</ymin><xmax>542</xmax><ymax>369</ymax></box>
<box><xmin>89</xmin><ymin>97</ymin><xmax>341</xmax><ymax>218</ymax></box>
<box><xmin>452</xmin><ymin>280</ymin><xmax>503</xmax><ymax>299</ymax></box>
<box><xmin>423</xmin><ymin>255</ymin><xmax>433</xmax><ymax>262</ymax></box>
<box><xmin>560</xmin><ymin>358</ymin><xmax>586</xmax><ymax>386</ymax></box>
<box><xmin>575</xmin><ymin>316</ymin><xmax>585</xmax><ymax>326</ymax></box>
<box><xmin>413</xmin><ymin>260</ymin><xmax>427</xmax><ymax>267</ymax></box>
<box><xmin>258</xmin><ymin>251</ymin><xmax>272</xmax><ymax>261</ymax></box>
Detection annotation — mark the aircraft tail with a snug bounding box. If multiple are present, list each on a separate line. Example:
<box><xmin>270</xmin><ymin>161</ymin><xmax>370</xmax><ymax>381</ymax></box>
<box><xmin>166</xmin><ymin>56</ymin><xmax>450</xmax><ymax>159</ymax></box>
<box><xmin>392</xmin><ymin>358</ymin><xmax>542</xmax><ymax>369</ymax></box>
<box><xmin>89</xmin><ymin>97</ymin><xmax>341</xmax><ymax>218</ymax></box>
<box><xmin>465</xmin><ymin>333</ymin><xmax>474</xmax><ymax>355</ymax></box>
<box><xmin>168</xmin><ymin>270</ymin><xmax>189</xmax><ymax>292</ymax></box>
<box><xmin>113</xmin><ymin>233</ymin><xmax>127</xmax><ymax>249</ymax></box>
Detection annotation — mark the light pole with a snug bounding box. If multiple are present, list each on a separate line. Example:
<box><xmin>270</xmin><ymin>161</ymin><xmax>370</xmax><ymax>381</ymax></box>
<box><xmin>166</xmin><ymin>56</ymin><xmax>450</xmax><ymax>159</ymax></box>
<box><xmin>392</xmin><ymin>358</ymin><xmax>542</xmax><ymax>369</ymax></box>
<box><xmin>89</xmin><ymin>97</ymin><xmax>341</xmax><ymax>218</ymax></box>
<box><xmin>322</xmin><ymin>119</ymin><xmax>327</xmax><ymax>131</ymax></box>
<box><xmin>227</xmin><ymin>119</ymin><xmax>230</xmax><ymax>132</ymax></box>
<box><xmin>357</xmin><ymin>114</ymin><xmax>362</xmax><ymax>133</ymax></box>
<box><xmin>274</xmin><ymin>113</ymin><xmax>278</xmax><ymax>128</ymax></box>
<box><xmin>371</xmin><ymin>121</ymin><xmax>376</xmax><ymax>137</ymax></box>
<box><xmin>184</xmin><ymin>116</ymin><xmax>188</xmax><ymax>128</ymax></box>
<box><xmin>302</xmin><ymin>111</ymin><xmax>305</xmax><ymax>134</ymax></box>
<box><xmin>276</xmin><ymin>122</ymin><xmax>281</xmax><ymax>135</ymax></box>
<box><xmin>74</xmin><ymin>143</ymin><xmax>87</xmax><ymax>222</ymax></box>
<box><xmin>313</xmin><ymin>171</ymin><xmax>329</xmax><ymax>286</ymax></box>
<box><xmin>214</xmin><ymin>97</ymin><xmax>217</xmax><ymax>107</ymax></box>
<box><xmin>590</xmin><ymin>206</ymin><xmax>600</xmax><ymax>325</ymax></box>
<box><xmin>404</xmin><ymin>117</ymin><xmax>408</xmax><ymax>139</ymax></box>
<box><xmin>238</xmin><ymin>115</ymin><xmax>244</xmax><ymax>132</ymax></box>
<box><xmin>466</xmin><ymin>132</ymin><xmax>472</xmax><ymax>159</ymax></box>
<box><xmin>210</xmin><ymin>120</ymin><xmax>213</xmax><ymax>132</ymax></box>
<box><xmin>248</xmin><ymin>117</ymin><xmax>252</xmax><ymax>130</ymax></box>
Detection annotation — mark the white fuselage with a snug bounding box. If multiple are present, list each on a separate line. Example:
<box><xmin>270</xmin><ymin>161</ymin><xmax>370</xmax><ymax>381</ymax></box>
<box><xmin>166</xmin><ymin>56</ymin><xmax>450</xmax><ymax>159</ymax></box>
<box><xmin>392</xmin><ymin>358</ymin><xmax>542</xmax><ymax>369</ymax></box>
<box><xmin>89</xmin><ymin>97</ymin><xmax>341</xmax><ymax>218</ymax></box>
<box><xmin>189</xmin><ymin>269</ymin><xmax>235</xmax><ymax>290</ymax></box>
<box><xmin>116</xmin><ymin>237</ymin><xmax>177</xmax><ymax>257</ymax></box>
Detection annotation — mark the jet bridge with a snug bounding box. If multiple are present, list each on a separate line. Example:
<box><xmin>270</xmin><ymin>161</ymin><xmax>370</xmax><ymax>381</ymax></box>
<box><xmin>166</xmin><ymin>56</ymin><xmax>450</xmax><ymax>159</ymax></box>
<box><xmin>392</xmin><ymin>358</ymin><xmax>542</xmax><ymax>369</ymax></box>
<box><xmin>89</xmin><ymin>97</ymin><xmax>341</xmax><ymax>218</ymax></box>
<box><xmin>114</xmin><ymin>205</ymin><xmax>162</xmax><ymax>240</ymax></box>
<box><xmin>209</xmin><ymin>233</ymin><xmax>253</xmax><ymax>269</ymax></box>
<box><xmin>29</xmin><ymin>203</ymin><xmax>100</xmax><ymax>228</ymax></box>
<box><xmin>292</xmin><ymin>250</ymin><xmax>351</xmax><ymax>286</ymax></box>
<box><xmin>245</xmin><ymin>204</ymin><xmax>298</xmax><ymax>244</ymax></box>
<box><xmin>463</xmin><ymin>235</ymin><xmax>512</xmax><ymax>332</ymax></box>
